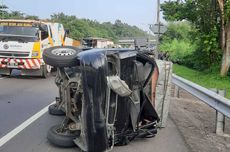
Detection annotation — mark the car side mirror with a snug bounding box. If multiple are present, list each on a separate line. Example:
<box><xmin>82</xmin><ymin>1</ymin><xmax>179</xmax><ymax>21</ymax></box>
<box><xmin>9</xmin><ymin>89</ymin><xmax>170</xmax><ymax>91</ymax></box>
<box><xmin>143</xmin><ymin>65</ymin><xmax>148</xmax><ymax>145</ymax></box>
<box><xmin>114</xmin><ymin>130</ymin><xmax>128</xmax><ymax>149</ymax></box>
<box><xmin>65</xmin><ymin>29</ymin><xmax>70</xmax><ymax>35</ymax></box>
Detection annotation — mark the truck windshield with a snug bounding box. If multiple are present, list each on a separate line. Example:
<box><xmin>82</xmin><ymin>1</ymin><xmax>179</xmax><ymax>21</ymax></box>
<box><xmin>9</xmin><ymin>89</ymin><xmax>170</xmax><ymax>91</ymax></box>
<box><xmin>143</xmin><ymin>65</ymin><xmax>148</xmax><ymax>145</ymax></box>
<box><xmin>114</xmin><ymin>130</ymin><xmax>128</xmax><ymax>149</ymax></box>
<box><xmin>0</xmin><ymin>26</ymin><xmax>39</xmax><ymax>42</ymax></box>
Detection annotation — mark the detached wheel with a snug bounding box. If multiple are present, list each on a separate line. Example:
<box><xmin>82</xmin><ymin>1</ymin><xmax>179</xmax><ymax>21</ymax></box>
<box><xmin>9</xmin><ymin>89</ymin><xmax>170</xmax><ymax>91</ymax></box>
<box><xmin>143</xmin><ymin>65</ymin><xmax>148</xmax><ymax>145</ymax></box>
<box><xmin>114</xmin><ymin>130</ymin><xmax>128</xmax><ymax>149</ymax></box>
<box><xmin>47</xmin><ymin>124</ymin><xmax>80</xmax><ymax>148</ymax></box>
<box><xmin>43</xmin><ymin>46</ymin><xmax>81</xmax><ymax>67</ymax></box>
<box><xmin>48</xmin><ymin>104</ymin><xmax>65</xmax><ymax>116</ymax></box>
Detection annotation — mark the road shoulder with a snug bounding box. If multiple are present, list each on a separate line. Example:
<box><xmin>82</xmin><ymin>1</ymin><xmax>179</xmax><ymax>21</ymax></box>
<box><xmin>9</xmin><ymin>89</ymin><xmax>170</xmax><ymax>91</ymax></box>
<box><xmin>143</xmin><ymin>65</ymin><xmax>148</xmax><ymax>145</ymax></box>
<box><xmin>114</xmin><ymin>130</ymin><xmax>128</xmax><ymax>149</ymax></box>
<box><xmin>170</xmin><ymin>96</ymin><xmax>230</xmax><ymax>152</ymax></box>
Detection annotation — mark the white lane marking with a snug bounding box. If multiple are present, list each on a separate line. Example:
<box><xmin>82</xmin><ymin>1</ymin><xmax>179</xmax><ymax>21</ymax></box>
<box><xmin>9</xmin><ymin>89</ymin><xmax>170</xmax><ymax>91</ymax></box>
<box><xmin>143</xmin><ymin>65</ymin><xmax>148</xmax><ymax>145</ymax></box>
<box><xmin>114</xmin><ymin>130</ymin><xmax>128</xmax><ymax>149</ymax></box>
<box><xmin>0</xmin><ymin>101</ymin><xmax>56</xmax><ymax>147</ymax></box>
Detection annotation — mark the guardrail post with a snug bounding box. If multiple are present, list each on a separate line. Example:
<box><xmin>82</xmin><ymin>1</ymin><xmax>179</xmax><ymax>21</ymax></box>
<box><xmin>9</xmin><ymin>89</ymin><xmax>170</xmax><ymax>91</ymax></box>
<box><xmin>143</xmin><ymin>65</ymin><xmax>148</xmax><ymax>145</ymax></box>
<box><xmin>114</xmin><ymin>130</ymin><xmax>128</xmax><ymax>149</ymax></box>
<box><xmin>215</xmin><ymin>90</ymin><xmax>226</xmax><ymax>135</ymax></box>
<box><xmin>174</xmin><ymin>85</ymin><xmax>179</xmax><ymax>98</ymax></box>
<box><xmin>211</xmin><ymin>88</ymin><xmax>225</xmax><ymax>135</ymax></box>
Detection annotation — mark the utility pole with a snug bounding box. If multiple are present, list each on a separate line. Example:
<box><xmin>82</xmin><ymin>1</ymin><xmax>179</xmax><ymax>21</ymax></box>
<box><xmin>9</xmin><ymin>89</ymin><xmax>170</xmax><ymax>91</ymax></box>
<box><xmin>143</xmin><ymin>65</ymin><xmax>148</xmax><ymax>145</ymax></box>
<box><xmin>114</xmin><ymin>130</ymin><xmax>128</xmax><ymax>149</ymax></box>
<box><xmin>1</xmin><ymin>0</ymin><xmax>2</xmax><ymax>19</ymax></box>
<box><xmin>155</xmin><ymin>0</ymin><xmax>160</xmax><ymax>59</ymax></box>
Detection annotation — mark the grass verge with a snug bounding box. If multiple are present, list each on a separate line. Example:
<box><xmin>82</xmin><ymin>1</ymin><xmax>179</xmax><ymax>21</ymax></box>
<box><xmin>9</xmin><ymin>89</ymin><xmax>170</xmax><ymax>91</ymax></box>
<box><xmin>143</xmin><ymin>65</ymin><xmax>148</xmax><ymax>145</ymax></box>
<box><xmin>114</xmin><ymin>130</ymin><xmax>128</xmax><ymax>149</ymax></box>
<box><xmin>173</xmin><ymin>64</ymin><xmax>230</xmax><ymax>99</ymax></box>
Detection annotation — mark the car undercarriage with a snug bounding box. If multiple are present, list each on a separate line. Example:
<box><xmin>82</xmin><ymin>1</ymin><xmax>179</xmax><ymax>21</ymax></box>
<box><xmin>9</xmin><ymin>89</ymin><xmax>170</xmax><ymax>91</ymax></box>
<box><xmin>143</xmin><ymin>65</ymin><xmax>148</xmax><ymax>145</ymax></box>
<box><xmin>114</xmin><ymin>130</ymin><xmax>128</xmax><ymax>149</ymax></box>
<box><xmin>43</xmin><ymin>47</ymin><xmax>160</xmax><ymax>152</ymax></box>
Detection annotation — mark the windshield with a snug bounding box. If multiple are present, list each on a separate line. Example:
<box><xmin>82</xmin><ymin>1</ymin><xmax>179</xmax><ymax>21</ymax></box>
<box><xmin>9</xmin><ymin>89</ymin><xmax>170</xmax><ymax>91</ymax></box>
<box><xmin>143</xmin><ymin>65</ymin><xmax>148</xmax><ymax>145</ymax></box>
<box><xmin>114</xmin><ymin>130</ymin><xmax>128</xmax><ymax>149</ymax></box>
<box><xmin>0</xmin><ymin>26</ymin><xmax>38</xmax><ymax>36</ymax></box>
<box><xmin>0</xmin><ymin>26</ymin><xmax>39</xmax><ymax>42</ymax></box>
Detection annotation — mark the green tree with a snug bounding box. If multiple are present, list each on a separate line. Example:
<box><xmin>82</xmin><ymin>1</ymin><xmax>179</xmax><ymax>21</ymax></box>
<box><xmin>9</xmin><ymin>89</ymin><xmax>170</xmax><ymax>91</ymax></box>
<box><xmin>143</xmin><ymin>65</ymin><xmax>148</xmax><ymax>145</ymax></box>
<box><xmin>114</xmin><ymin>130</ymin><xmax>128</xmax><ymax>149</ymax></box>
<box><xmin>161</xmin><ymin>0</ymin><xmax>224</xmax><ymax>73</ymax></box>
<box><xmin>217</xmin><ymin>0</ymin><xmax>230</xmax><ymax>76</ymax></box>
<box><xmin>25</xmin><ymin>15</ymin><xmax>39</xmax><ymax>20</ymax></box>
<box><xmin>160</xmin><ymin>22</ymin><xmax>197</xmax><ymax>64</ymax></box>
<box><xmin>0</xmin><ymin>4</ymin><xmax>9</xmax><ymax>19</ymax></box>
<box><xmin>50</xmin><ymin>13</ymin><xmax>149</xmax><ymax>41</ymax></box>
<box><xmin>161</xmin><ymin>0</ymin><xmax>230</xmax><ymax>75</ymax></box>
<box><xmin>9</xmin><ymin>11</ymin><xmax>24</xmax><ymax>19</ymax></box>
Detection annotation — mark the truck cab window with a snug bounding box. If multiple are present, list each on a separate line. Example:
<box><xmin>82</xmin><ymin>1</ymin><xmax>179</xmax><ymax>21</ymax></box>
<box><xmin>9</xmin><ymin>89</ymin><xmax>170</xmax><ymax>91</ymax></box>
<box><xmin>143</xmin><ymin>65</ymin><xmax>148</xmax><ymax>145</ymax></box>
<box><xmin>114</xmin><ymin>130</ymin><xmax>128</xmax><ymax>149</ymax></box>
<box><xmin>39</xmin><ymin>24</ymin><xmax>49</xmax><ymax>40</ymax></box>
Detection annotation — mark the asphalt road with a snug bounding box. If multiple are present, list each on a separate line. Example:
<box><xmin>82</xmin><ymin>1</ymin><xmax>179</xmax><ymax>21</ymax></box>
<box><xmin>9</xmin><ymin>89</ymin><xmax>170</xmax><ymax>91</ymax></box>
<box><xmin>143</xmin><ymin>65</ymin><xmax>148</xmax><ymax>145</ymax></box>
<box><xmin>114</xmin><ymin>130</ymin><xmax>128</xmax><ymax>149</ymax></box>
<box><xmin>0</xmin><ymin>74</ymin><xmax>189</xmax><ymax>152</ymax></box>
<box><xmin>0</xmin><ymin>74</ymin><xmax>58</xmax><ymax>138</ymax></box>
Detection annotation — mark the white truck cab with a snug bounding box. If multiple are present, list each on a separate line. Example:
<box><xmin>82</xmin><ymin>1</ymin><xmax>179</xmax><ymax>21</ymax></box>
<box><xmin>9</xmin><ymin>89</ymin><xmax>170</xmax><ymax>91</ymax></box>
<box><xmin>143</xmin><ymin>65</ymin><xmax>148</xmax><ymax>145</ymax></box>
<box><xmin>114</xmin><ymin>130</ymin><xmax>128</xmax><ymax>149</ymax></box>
<box><xmin>0</xmin><ymin>19</ymin><xmax>80</xmax><ymax>77</ymax></box>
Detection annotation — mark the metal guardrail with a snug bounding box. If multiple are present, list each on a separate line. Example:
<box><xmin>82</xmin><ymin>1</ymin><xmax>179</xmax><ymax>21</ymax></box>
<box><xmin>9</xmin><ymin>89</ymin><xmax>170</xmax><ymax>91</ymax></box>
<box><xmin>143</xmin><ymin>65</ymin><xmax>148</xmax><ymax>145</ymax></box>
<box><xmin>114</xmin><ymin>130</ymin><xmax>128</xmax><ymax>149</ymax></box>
<box><xmin>172</xmin><ymin>74</ymin><xmax>230</xmax><ymax>118</ymax></box>
<box><xmin>172</xmin><ymin>74</ymin><xmax>230</xmax><ymax>136</ymax></box>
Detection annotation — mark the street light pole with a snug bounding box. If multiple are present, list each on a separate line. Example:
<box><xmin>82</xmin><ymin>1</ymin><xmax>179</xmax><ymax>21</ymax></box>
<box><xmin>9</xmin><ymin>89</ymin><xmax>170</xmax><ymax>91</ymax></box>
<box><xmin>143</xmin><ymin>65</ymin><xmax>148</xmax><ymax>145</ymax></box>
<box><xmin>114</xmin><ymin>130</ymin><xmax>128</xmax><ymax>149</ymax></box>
<box><xmin>155</xmin><ymin>0</ymin><xmax>160</xmax><ymax>59</ymax></box>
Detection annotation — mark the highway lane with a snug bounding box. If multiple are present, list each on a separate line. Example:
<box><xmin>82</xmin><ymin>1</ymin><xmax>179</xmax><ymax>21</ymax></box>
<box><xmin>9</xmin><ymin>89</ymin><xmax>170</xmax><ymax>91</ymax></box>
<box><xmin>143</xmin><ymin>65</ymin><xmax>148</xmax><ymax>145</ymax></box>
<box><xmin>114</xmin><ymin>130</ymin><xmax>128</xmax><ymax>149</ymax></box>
<box><xmin>0</xmin><ymin>113</ymin><xmax>189</xmax><ymax>152</ymax></box>
<box><xmin>0</xmin><ymin>74</ymin><xmax>58</xmax><ymax>138</ymax></box>
<box><xmin>0</xmin><ymin>73</ymin><xmax>190</xmax><ymax>152</ymax></box>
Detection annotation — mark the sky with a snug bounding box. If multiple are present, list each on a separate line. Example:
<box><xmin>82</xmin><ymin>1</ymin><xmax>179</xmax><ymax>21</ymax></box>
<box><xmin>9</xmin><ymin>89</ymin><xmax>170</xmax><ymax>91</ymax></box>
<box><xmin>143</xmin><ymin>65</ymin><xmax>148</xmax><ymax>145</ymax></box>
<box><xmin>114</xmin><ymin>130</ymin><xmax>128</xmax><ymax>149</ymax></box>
<box><xmin>2</xmin><ymin>0</ymin><xmax>167</xmax><ymax>31</ymax></box>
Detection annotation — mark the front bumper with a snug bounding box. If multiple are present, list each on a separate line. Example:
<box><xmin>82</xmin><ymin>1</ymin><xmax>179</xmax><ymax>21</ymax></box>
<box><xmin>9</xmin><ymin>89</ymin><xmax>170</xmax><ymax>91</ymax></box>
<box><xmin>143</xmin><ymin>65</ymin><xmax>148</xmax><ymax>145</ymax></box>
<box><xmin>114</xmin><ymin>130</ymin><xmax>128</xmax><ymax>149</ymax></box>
<box><xmin>0</xmin><ymin>58</ymin><xmax>42</xmax><ymax>70</ymax></box>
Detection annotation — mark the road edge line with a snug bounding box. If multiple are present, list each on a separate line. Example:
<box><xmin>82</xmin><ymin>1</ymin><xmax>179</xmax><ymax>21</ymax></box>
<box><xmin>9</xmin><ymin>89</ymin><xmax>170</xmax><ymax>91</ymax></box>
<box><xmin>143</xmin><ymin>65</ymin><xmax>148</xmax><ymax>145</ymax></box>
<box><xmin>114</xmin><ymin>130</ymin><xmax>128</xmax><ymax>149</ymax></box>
<box><xmin>0</xmin><ymin>101</ymin><xmax>56</xmax><ymax>147</ymax></box>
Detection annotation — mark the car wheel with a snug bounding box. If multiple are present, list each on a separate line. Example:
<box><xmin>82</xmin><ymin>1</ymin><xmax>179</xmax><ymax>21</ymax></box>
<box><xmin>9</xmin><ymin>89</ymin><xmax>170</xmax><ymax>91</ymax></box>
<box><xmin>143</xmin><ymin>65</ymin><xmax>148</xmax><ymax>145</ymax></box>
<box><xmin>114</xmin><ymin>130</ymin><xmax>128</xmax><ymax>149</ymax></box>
<box><xmin>48</xmin><ymin>104</ymin><xmax>65</xmax><ymax>116</ymax></box>
<box><xmin>47</xmin><ymin>124</ymin><xmax>80</xmax><ymax>147</ymax></box>
<box><xmin>43</xmin><ymin>46</ymin><xmax>81</xmax><ymax>67</ymax></box>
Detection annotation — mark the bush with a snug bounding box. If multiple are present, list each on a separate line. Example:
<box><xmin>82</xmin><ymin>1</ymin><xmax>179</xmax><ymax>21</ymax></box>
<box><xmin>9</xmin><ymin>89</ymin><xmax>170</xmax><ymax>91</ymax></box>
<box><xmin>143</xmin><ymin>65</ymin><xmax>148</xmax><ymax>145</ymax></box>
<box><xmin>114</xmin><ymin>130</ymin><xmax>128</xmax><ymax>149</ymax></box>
<box><xmin>160</xmin><ymin>39</ymin><xmax>196</xmax><ymax>62</ymax></box>
<box><xmin>160</xmin><ymin>21</ymin><xmax>221</xmax><ymax>72</ymax></box>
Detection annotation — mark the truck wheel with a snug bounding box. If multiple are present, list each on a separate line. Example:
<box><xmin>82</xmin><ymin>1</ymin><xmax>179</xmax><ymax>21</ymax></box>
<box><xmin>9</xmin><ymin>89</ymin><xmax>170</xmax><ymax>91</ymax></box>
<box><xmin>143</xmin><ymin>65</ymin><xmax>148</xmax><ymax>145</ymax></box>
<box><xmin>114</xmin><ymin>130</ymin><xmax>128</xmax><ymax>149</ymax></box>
<box><xmin>48</xmin><ymin>104</ymin><xmax>65</xmax><ymax>116</ymax></box>
<box><xmin>43</xmin><ymin>46</ymin><xmax>81</xmax><ymax>68</ymax></box>
<box><xmin>47</xmin><ymin>124</ymin><xmax>80</xmax><ymax>147</ymax></box>
<box><xmin>41</xmin><ymin>64</ymin><xmax>50</xmax><ymax>78</ymax></box>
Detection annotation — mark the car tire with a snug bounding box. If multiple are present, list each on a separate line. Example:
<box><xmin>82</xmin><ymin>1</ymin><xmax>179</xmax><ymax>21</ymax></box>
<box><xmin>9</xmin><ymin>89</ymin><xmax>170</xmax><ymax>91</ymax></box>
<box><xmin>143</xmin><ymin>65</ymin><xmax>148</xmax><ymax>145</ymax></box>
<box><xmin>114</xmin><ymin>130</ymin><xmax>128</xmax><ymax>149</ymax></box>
<box><xmin>47</xmin><ymin>124</ymin><xmax>80</xmax><ymax>148</ymax></box>
<box><xmin>48</xmin><ymin>104</ymin><xmax>65</xmax><ymax>116</ymax></box>
<box><xmin>43</xmin><ymin>46</ymin><xmax>81</xmax><ymax>68</ymax></box>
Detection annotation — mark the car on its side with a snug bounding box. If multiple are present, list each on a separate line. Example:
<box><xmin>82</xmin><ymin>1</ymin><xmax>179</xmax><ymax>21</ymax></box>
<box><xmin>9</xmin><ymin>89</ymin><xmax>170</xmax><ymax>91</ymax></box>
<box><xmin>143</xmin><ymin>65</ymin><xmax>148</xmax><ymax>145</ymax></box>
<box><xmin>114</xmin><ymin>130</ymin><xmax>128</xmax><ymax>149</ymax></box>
<box><xmin>43</xmin><ymin>46</ymin><xmax>160</xmax><ymax>152</ymax></box>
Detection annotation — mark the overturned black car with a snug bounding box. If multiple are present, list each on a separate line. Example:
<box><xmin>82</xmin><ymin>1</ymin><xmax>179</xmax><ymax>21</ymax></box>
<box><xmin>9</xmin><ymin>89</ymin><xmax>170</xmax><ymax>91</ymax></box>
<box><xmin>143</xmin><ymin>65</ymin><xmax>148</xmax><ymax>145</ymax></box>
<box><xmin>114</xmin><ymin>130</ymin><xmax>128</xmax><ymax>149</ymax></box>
<box><xmin>43</xmin><ymin>46</ymin><xmax>160</xmax><ymax>152</ymax></box>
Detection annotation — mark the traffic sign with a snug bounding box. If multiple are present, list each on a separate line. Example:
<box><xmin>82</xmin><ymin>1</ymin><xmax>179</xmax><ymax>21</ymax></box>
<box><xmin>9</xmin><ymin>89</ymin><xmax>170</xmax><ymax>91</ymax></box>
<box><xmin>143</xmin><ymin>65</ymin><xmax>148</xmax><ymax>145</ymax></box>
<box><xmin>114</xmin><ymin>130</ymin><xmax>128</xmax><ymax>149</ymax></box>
<box><xmin>149</xmin><ymin>23</ymin><xmax>167</xmax><ymax>34</ymax></box>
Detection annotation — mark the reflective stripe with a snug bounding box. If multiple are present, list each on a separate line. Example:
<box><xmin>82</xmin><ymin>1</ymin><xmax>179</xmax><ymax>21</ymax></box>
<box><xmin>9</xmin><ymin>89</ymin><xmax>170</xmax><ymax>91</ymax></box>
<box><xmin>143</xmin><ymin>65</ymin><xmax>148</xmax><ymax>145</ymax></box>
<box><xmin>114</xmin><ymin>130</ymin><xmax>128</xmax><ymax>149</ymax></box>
<box><xmin>21</xmin><ymin>59</ymin><xmax>26</xmax><ymax>69</ymax></box>
<box><xmin>0</xmin><ymin>58</ymin><xmax>6</xmax><ymax>68</ymax></box>
<box><xmin>25</xmin><ymin>59</ymin><xmax>31</xmax><ymax>69</ymax></box>
<box><xmin>31</xmin><ymin>59</ymin><xmax>37</xmax><ymax>67</ymax></box>
<box><xmin>0</xmin><ymin>58</ymin><xmax>41</xmax><ymax>69</ymax></box>
<box><xmin>34</xmin><ymin>59</ymin><xmax>40</xmax><ymax>67</ymax></box>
